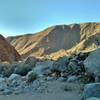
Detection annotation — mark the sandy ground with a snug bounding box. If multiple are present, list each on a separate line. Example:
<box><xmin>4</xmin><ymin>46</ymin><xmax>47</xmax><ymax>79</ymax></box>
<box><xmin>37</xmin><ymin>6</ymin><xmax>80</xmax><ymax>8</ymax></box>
<box><xmin>0</xmin><ymin>81</ymin><xmax>83</xmax><ymax>100</ymax></box>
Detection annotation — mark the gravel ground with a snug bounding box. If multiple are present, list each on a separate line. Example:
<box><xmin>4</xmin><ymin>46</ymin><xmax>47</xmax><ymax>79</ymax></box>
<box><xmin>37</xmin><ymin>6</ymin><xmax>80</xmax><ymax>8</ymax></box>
<box><xmin>0</xmin><ymin>81</ymin><xmax>83</xmax><ymax>100</ymax></box>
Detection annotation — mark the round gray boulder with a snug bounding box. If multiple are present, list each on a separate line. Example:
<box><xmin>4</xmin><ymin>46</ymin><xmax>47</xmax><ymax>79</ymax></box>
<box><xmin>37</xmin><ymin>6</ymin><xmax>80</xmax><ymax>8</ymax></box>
<box><xmin>84</xmin><ymin>48</ymin><xmax>100</xmax><ymax>77</ymax></box>
<box><xmin>82</xmin><ymin>83</ymin><xmax>100</xmax><ymax>100</ymax></box>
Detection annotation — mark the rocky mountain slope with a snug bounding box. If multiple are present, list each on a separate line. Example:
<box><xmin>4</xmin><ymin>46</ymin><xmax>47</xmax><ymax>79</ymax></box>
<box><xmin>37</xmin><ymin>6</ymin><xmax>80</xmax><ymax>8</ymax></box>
<box><xmin>7</xmin><ymin>22</ymin><xmax>100</xmax><ymax>59</ymax></box>
<box><xmin>0</xmin><ymin>34</ymin><xmax>21</xmax><ymax>62</ymax></box>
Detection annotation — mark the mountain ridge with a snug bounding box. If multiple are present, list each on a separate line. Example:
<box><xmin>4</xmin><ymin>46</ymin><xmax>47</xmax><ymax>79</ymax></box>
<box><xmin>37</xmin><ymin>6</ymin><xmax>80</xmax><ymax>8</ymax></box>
<box><xmin>7</xmin><ymin>22</ymin><xmax>100</xmax><ymax>59</ymax></box>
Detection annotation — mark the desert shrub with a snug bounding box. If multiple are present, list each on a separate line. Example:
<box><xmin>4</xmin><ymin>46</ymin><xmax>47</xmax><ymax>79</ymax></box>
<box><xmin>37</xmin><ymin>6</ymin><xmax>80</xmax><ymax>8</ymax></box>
<box><xmin>0</xmin><ymin>61</ymin><xmax>33</xmax><ymax>77</ymax></box>
<box><xmin>14</xmin><ymin>62</ymin><xmax>32</xmax><ymax>76</ymax></box>
<box><xmin>63</xmin><ymin>84</ymin><xmax>73</xmax><ymax>91</ymax></box>
<box><xmin>26</xmin><ymin>71</ymin><xmax>38</xmax><ymax>83</ymax></box>
<box><xmin>0</xmin><ymin>63</ymin><xmax>14</xmax><ymax>77</ymax></box>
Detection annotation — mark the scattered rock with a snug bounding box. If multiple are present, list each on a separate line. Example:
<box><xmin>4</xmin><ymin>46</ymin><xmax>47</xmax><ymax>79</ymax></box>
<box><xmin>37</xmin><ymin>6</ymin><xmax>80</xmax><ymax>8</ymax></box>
<box><xmin>3</xmin><ymin>89</ymin><xmax>12</xmax><ymax>95</ymax></box>
<box><xmin>76</xmin><ymin>52</ymin><xmax>89</xmax><ymax>61</ymax></box>
<box><xmin>0</xmin><ymin>78</ymin><xmax>7</xmax><ymax>91</ymax></box>
<box><xmin>67</xmin><ymin>61</ymin><xmax>81</xmax><ymax>74</ymax></box>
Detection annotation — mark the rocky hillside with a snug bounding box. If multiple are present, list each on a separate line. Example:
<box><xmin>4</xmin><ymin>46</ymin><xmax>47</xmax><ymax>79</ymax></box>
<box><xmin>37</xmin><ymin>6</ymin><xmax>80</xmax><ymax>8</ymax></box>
<box><xmin>7</xmin><ymin>22</ymin><xmax>100</xmax><ymax>59</ymax></box>
<box><xmin>0</xmin><ymin>34</ymin><xmax>21</xmax><ymax>62</ymax></box>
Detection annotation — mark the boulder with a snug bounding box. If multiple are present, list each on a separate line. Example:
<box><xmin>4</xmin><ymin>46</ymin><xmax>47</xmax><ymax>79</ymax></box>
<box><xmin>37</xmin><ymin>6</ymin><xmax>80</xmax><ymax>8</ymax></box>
<box><xmin>46</xmin><ymin>76</ymin><xmax>55</xmax><ymax>81</ymax></box>
<box><xmin>50</xmin><ymin>56</ymin><xmax>69</xmax><ymax>72</ymax></box>
<box><xmin>82</xmin><ymin>83</ymin><xmax>100</xmax><ymax>100</ymax></box>
<box><xmin>8</xmin><ymin>74</ymin><xmax>22</xmax><ymax>87</ymax></box>
<box><xmin>84</xmin><ymin>48</ymin><xmax>100</xmax><ymax>78</ymax></box>
<box><xmin>33</xmin><ymin>61</ymin><xmax>53</xmax><ymax>76</ymax></box>
<box><xmin>24</xmin><ymin>56</ymin><xmax>38</xmax><ymax>67</ymax></box>
<box><xmin>14</xmin><ymin>62</ymin><xmax>31</xmax><ymax>76</ymax></box>
<box><xmin>67</xmin><ymin>75</ymin><xmax>78</xmax><ymax>82</ymax></box>
<box><xmin>9</xmin><ymin>74</ymin><xmax>21</xmax><ymax>81</ymax></box>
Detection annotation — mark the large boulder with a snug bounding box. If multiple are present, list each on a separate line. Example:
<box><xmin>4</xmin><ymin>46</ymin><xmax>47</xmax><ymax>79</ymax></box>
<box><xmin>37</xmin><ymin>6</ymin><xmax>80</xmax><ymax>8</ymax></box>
<box><xmin>82</xmin><ymin>83</ymin><xmax>100</xmax><ymax>100</ymax></box>
<box><xmin>14</xmin><ymin>62</ymin><xmax>31</xmax><ymax>76</ymax></box>
<box><xmin>33</xmin><ymin>61</ymin><xmax>53</xmax><ymax>76</ymax></box>
<box><xmin>84</xmin><ymin>48</ymin><xmax>100</xmax><ymax>78</ymax></box>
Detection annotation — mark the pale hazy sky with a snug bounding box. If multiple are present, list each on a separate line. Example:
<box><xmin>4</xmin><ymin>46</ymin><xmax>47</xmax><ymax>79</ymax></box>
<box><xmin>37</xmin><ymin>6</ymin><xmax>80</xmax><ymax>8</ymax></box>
<box><xmin>0</xmin><ymin>0</ymin><xmax>100</xmax><ymax>36</ymax></box>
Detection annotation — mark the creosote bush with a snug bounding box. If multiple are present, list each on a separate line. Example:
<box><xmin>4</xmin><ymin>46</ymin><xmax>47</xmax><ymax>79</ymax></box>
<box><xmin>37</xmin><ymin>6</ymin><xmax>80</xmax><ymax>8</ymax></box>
<box><xmin>26</xmin><ymin>71</ymin><xmax>38</xmax><ymax>83</ymax></box>
<box><xmin>0</xmin><ymin>62</ymin><xmax>33</xmax><ymax>77</ymax></box>
<box><xmin>64</xmin><ymin>84</ymin><xmax>73</xmax><ymax>91</ymax></box>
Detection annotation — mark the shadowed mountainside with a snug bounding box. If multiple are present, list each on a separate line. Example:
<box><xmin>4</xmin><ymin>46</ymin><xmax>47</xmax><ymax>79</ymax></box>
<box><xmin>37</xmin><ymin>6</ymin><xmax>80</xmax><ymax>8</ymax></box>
<box><xmin>0</xmin><ymin>34</ymin><xmax>21</xmax><ymax>62</ymax></box>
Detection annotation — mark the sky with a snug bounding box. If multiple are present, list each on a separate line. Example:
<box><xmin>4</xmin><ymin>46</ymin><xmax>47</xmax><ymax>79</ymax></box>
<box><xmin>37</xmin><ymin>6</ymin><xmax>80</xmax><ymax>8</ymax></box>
<box><xmin>0</xmin><ymin>0</ymin><xmax>100</xmax><ymax>37</ymax></box>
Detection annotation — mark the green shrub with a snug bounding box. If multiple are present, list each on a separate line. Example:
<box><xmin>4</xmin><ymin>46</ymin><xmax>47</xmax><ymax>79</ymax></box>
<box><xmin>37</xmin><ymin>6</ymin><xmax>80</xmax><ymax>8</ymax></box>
<box><xmin>63</xmin><ymin>84</ymin><xmax>73</xmax><ymax>91</ymax></box>
<box><xmin>0</xmin><ymin>62</ymin><xmax>33</xmax><ymax>77</ymax></box>
<box><xmin>26</xmin><ymin>71</ymin><xmax>38</xmax><ymax>83</ymax></box>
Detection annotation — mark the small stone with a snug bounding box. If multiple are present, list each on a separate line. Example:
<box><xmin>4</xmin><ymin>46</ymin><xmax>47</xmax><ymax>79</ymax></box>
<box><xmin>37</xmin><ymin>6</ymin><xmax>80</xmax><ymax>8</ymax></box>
<box><xmin>67</xmin><ymin>75</ymin><xmax>78</xmax><ymax>82</ymax></box>
<box><xmin>46</xmin><ymin>76</ymin><xmax>55</xmax><ymax>81</ymax></box>
<box><xmin>57</xmin><ymin>77</ymin><xmax>67</xmax><ymax>82</ymax></box>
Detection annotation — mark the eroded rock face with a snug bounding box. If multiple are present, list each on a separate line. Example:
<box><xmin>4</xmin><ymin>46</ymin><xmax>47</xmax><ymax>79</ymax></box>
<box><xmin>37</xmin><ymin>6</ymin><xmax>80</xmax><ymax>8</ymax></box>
<box><xmin>82</xmin><ymin>83</ymin><xmax>100</xmax><ymax>100</ymax></box>
<box><xmin>84</xmin><ymin>48</ymin><xmax>100</xmax><ymax>77</ymax></box>
<box><xmin>0</xmin><ymin>34</ymin><xmax>21</xmax><ymax>62</ymax></box>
